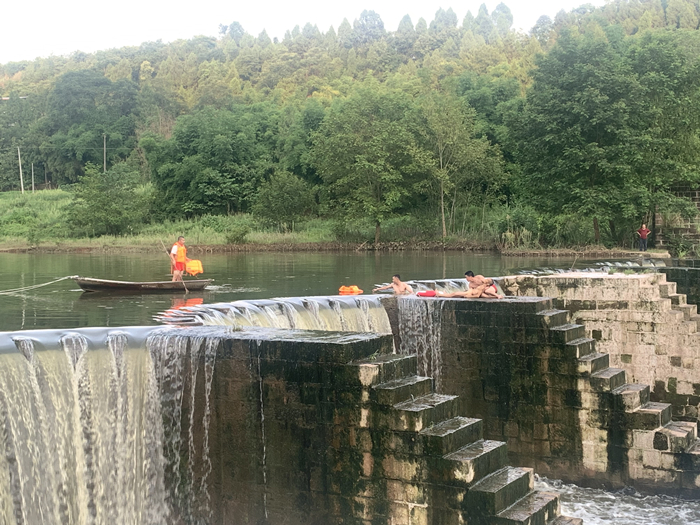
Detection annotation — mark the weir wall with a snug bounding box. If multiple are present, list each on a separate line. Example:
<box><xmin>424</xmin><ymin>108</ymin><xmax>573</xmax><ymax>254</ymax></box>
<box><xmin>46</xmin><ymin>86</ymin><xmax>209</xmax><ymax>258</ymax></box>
<box><xmin>382</xmin><ymin>286</ymin><xmax>700</xmax><ymax>497</ymax></box>
<box><xmin>499</xmin><ymin>272</ymin><xmax>700</xmax><ymax>424</ymax></box>
<box><xmin>204</xmin><ymin>328</ymin><xmax>577</xmax><ymax>525</ymax></box>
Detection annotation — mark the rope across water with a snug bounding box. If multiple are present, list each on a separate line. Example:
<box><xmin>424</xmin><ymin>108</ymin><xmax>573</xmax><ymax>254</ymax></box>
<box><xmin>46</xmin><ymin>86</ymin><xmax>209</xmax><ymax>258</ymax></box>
<box><xmin>0</xmin><ymin>275</ymin><xmax>78</xmax><ymax>296</ymax></box>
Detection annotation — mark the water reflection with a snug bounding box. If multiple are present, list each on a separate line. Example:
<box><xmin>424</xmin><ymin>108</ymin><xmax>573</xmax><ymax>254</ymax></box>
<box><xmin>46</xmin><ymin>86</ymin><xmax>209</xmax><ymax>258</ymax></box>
<box><xmin>536</xmin><ymin>477</ymin><xmax>700</xmax><ymax>525</ymax></box>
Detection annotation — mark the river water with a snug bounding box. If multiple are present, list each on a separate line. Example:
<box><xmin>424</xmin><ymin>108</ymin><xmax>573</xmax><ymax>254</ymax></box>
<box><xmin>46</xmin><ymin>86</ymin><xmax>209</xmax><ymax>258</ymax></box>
<box><xmin>0</xmin><ymin>251</ymin><xmax>571</xmax><ymax>331</ymax></box>
<box><xmin>1</xmin><ymin>250</ymin><xmax>698</xmax><ymax>524</ymax></box>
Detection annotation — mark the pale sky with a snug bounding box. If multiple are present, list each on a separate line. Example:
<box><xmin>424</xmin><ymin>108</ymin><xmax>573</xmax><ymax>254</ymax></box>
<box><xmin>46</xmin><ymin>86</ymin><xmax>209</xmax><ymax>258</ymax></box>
<box><xmin>0</xmin><ymin>0</ymin><xmax>604</xmax><ymax>65</ymax></box>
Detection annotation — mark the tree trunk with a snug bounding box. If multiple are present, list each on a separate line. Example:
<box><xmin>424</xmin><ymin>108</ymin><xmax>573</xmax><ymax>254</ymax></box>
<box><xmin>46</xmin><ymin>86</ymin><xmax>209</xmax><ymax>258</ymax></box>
<box><xmin>375</xmin><ymin>220</ymin><xmax>381</xmax><ymax>245</ymax></box>
<box><xmin>441</xmin><ymin>180</ymin><xmax>446</xmax><ymax>238</ymax></box>
<box><xmin>593</xmin><ymin>217</ymin><xmax>600</xmax><ymax>243</ymax></box>
<box><xmin>608</xmin><ymin>220</ymin><xmax>617</xmax><ymax>243</ymax></box>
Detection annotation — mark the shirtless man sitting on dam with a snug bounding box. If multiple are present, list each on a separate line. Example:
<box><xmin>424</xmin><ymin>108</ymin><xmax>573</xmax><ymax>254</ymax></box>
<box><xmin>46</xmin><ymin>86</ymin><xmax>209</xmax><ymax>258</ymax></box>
<box><xmin>373</xmin><ymin>275</ymin><xmax>414</xmax><ymax>295</ymax></box>
<box><xmin>417</xmin><ymin>271</ymin><xmax>503</xmax><ymax>299</ymax></box>
<box><xmin>464</xmin><ymin>271</ymin><xmax>503</xmax><ymax>298</ymax></box>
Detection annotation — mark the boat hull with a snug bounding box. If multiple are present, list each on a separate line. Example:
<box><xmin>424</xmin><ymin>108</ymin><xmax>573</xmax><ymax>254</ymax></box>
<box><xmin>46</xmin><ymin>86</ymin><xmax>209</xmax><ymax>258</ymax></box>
<box><xmin>75</xmin><ymin>277</ymin><xmax>213</xmax><ymax>293</ymax></box>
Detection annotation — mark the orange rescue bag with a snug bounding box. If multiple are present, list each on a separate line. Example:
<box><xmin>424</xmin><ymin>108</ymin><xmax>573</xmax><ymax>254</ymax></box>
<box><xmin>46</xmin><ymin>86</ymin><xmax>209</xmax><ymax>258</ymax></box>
<box><xmin>186</xmin><ymin>260</ymin><xmax>204</xmax><ymax>276</ymax></box>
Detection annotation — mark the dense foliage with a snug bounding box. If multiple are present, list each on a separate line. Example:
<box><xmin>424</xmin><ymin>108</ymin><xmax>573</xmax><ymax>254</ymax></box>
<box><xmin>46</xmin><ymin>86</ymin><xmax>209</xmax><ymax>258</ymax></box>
<box><xmin>2</xmin><ymin>0</ymin><xmax>700</xmax><ymax>247</ymax></box>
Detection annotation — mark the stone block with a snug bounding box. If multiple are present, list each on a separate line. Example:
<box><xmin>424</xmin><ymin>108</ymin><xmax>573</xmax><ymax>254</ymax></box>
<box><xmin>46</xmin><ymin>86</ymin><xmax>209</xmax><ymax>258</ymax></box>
<box><xmin>419</xmin><ymin>417</ymin><xmax>483</xmax><ymax>456</ymax></box>
<box><xmin>372</xmin><ymin>376</ymin><xmax>433</xmax><ymax>406</ymax></box>
<box><xmin>382</xmin><ymin>456</ymin><xmax>422</xmax><ymax>482</ymax></box>
<box><xmin>628</xmin><ymin>402</ymin><xmax>673</xmax><ymax>430</ymax></box>
<box><xmin>380</xmin><ymin>394</ymin><xmax>461</xmax><ymax>432</ymax></box>
<box><xmin>590</xmin><ymin>368</ymin><xmax>626</xmax><ymax>392</ymax></box>
<box><xmin>642</xmin><ymin>449</ymin><xmax>663</xmax><ymax>468</ymax></box>
<box><xmin>440</xmin><ymin>440</ymin><xmax>508</xmax><ymax>487</ymax></box>
<box><xmin>388</xmin><ymin>501</ymin><xmax>410</xmax><ymax>524</ymax></box>
<box><xmin>466</xmin><ymin>466</ymin><xmax>533</xmax><ymax>515</ymax></box>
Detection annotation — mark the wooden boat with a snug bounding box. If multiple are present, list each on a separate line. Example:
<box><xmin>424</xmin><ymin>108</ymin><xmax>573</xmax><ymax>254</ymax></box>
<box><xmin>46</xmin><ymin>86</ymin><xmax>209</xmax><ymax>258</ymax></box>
<box><xmin>74</xmin><ymin>277</ymin><xmax>213</xmax><ymax>293</ymax></box>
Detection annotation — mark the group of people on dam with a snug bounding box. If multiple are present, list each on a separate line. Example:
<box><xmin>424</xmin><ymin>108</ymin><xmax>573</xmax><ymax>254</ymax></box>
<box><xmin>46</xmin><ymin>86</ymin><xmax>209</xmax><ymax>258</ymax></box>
<box><xmin>373</xmin><ymin>272</ymin><xmax>503</xmax><ymax>299</ymax></box>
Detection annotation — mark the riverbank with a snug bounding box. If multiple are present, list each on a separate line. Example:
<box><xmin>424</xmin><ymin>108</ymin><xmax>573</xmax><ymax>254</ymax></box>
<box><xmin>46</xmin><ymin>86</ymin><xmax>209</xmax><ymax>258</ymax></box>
<box><xmin>0</xmin><ymin>237</ymin><xmax>671</xmax><ymax>258</ymax></box>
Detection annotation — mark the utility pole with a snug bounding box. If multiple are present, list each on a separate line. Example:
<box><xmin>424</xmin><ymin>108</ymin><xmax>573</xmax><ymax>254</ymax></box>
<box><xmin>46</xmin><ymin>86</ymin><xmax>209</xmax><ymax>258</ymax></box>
<box><xmin>103</xmin><ymin>133</ymin><xmax>107</xmax><ymax>173</ymax></box>
<box><xmin>31</xmin><ymin>163</ymin><xmax>35</xmax><ymax>193</ymax></box>
<box><xmin>17</xmin><ymin>147</ymin><xmax>24</xmax><ymax>194</ymax></box>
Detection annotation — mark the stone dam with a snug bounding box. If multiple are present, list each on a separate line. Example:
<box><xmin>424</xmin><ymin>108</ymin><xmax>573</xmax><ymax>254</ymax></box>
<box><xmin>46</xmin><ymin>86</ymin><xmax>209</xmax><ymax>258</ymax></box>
<box><xmin>2</xmin><ymin>271</ymin><xmax>700</xmax><ymax>524</ymax></box>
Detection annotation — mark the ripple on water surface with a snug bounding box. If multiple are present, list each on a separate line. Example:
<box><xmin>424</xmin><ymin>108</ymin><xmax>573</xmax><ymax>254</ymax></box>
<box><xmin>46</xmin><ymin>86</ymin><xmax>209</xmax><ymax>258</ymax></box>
<box><xmin>536</xmin><ymin>477</ymin><xmax>700</xmax><ymax>525</ymax></box>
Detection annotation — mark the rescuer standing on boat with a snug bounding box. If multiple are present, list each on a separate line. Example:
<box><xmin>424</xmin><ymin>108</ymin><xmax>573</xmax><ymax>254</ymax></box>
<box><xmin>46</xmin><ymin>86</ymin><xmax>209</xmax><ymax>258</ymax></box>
<box><xmin>170</xmin><ymin>236</ymin><xmax>189</xmax><ymax>281</ymax></box>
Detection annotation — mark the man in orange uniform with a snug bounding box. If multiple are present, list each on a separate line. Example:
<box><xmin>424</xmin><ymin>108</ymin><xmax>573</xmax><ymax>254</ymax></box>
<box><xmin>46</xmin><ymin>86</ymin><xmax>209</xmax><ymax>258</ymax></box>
<box><xmin>170</xmin><ymin>236</ymin><xmax>190</xmax><ymax>281</ymax></box>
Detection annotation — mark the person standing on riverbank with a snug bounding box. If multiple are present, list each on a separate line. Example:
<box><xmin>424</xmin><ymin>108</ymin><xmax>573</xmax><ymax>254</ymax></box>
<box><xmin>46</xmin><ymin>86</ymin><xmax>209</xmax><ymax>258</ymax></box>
<box><xmin>170</xmin><ymin>236</ymin><xmax>189</xmax><ymax>281</ymax></box>
<box><xmin>636</xmin><ymin>224</ymin><xmax>651</xmax><ymax>252</ymax></box>
<box><xmin>373</xmin><ymin>275</ymin><xmax>414</xmax><ymax>295</ymax></box>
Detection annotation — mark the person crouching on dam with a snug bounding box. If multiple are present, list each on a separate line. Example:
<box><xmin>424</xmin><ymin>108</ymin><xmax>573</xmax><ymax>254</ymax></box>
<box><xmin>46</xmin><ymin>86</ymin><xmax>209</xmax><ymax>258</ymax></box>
<box><xmin>373</xmin><ymin>275</ymin><xmax>414</xmax><ymax>295</ymax></box>
<box><xmin>464</xmin><ymin>271</ymin><xmax>502</xmax><ymax>298</ymax></box>
<box><xmin>417</xmin><ymin>272</ymin><xmax>503</xmax><ymax>299</ymax></box>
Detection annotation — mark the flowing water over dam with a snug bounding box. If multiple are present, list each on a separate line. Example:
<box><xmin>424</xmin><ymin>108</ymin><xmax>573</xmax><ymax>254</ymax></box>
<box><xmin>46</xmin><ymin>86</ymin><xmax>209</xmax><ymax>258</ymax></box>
<box><xmin>0</xmin><ymin>326</ymin><xmax>229</xmax><ymax>524</ymax></box>
<box><xmin>156</xmin><ymin>294</ymin><xmax>393</xmax><ymax>334</ymax></box>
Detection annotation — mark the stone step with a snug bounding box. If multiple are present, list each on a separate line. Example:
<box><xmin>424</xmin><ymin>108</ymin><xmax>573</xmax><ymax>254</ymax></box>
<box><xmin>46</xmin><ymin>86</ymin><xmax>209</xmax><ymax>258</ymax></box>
<box><xmin>658</xmin><ymin>281</ymin><xmax>677</xmax><ymax>297</ymax></box>
<box><xmin>681</xmin><ymin>320</ymin><xmax>698</xmax><ymax>334</ymax></box>
<box><xmin>613</xmin><ymin>383</ymin><xmax>650</xmax><ymax>411</ymax></box>
<box><xmin>685</xmin><ymin>440</ymin><xmax>700</xmax><ymax>471</ymax></box>
<box><xmin>491</xmin><ymin>490</ymin><xmax>559</xmax><ymax>525</ymax></box>
<box><xmin>419</xmin><ymin>416</ymin><xmax>483</xmax><ymax>456</ymax></box>
<box><xmin>372</xmin><ymin>375</ymin><xmax>433</xmax><ymax>406</ymax></box>
<box><xmin>548</xmin><ymin>517</ymin><xmax>584</xmax><ymax>525</ymax></box>
<box><xmin>537</xmin><ymin>309</ymin><xmax>570</xmax><ymax>328</ymax></box>
<box><xmin>669</xmin><ymin>293</ymin><xmax>687</xmax><ymax>306</ymax></box>
<box><xmin>443</xmin><ymin>439</ymin><xmax>508</xmax><ymax>487</ymax></box>
<box><xmin>628</xmin><ymin>402</ymin><xmax>673</xmax><ymax>430</ymax></box>
<box><xmin>590</xmin><ymin>367</ymin><xmax>626</xmax><ymax>392</ymax></box>
<box><xmin>549</xmin><ymin>324</ymin><xmax>586</xmax><ymax>344</ymax></box>
<box><xmin>692</xmin><ymin>315</ymin><xmax>700</xmax><ymax>332</ymax></box>
<box><xmin>467</xmin><ymin>466</ymin><xmax>534</xmax><ymax>516</ymax></box>
<box><xmin>671</xmin><ymin>303</ymin><xmax>697</xmax><ymax>321</ymax></box>
<box><xmin>654</xmin><ymin>421</ymin><xmax>698</xmax><ymax>453</ymax></box>
<box><xmin>565</xmin><ymin>338</ymin><xmax>596</xmax><ymax>359</ymax></box>
<box><xmin>352</xmin><ymin>354</ymin><xmax>418</xmax><ymax>387</ymax></box>
<box><xmin>578</xmin><ymin>352</ymin><xmax>609</xmax><ymax>375</ymax></box>
<box><xmin>388</xmin><ymin>393</ymin><xmax>461</xmax><ymax>432</ymax></box>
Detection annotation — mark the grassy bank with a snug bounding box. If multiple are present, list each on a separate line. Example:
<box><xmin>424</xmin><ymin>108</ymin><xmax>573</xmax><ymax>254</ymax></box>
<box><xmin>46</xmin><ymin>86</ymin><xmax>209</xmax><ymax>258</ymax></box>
<box><xmin>0</xmin><ymin>189</ymin><xmax>497</xmax><ymax>252</ymax></box>
<box><xmin>0</xmin><ymin>190</ymin><xmax>672</xmax><ymax>257</ymax></box>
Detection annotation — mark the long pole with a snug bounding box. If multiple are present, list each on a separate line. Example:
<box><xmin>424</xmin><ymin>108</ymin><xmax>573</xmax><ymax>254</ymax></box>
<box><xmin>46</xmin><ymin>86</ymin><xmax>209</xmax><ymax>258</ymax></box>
<box><xmin>103</xmin><ymin>134</ymin><xmax>107</xmax><ymax>173</ymax></box>
<box><xmin>31</xmin><ymin>163</ymin><xmax>35</xmax><ymax>193</ymax></box>
<box><xmin>17</xmin><ymin>147</ymin><xmax>24</xmax><ymax>194</ymax></box>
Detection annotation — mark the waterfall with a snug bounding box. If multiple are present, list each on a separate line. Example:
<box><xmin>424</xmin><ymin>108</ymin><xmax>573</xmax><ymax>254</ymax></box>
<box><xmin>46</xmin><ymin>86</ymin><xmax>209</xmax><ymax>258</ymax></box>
<box><xmin>397</xmin><ymin>296</ymin><xmax>444</xmax><ymax>392</ymax></box>
<box><xmin>147</xmin><ymin>330</ymin><xmax>220</xmax><ymax>524</ymax></box>
<box><xmin>0</xmin><ymin>326</ymin><xmax>226</xmax><ymax>525</ymax></box>
<box><xmin>0</xmin><ymin>330</ymin><xmax>170</xmax><ymax>525</ymax></box>
<box><xmin>156</xmin><ymin>295</ymin><xmax>393</xmax><ymax>334</ymax></box>
<box><xmin>256</xmin><ymin>342</ymin><xmax>269</xmax><ymax>520</ymax></box>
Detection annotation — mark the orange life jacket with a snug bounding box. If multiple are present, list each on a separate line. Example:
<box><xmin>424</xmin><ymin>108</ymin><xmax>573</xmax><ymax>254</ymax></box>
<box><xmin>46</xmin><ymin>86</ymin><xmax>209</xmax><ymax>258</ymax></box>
<box><xmin>173</xmin><ymin>243</ymin><xmax>187</xmax><ymax>263</ymax></box>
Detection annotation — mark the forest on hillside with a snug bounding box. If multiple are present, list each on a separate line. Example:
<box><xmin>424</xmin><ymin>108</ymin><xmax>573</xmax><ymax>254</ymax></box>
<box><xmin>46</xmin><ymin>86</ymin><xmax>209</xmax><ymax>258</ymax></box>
<box><xmin>2</xmin><ymin>0</ymin><xmax>700</xmax><ymax>249</ymax></box>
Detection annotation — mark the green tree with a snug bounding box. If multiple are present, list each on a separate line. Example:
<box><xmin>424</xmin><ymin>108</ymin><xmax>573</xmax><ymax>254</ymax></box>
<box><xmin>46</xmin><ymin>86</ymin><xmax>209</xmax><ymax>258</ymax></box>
<box><xmin>252</xmin><ymin>170</ymin><xmax>316</xmax><ymax>229</ymax></box>
<box><xmin>141</xmin><ymin>104</ymin><xmax>278</xmax><ymax>217</ymax></box>
<box><xmin>415</xmin><ymin>91</ymin><xmax>505</xmax><ymax>237</ymax></box>
<box><xmin>353</xmin><ymin>10</ymin><xmax>386</xmax><ymax>46</ymax></box>
<box><xmin>66</xmin><ymin>162</ymin><xmax>148</xmax><ymax>236</ymax></box>
<box><xmin>514</xmin><ymin>27</ymin><xmax>639</xmax><ymax>242</ymax></box>
<box><xmin>311</xmin><ymin>83</ymin><xmax>419</xmax><ymax>243</ymax></box>
<box><xmin>36</xmin><ymin>70</ymin><xmax>138</xmax><ymax>184</ymax></box>
<box><xmin>514</xmin><ymin>27</ymin><xmax>700</xmax><ymax>244</ymax></box>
